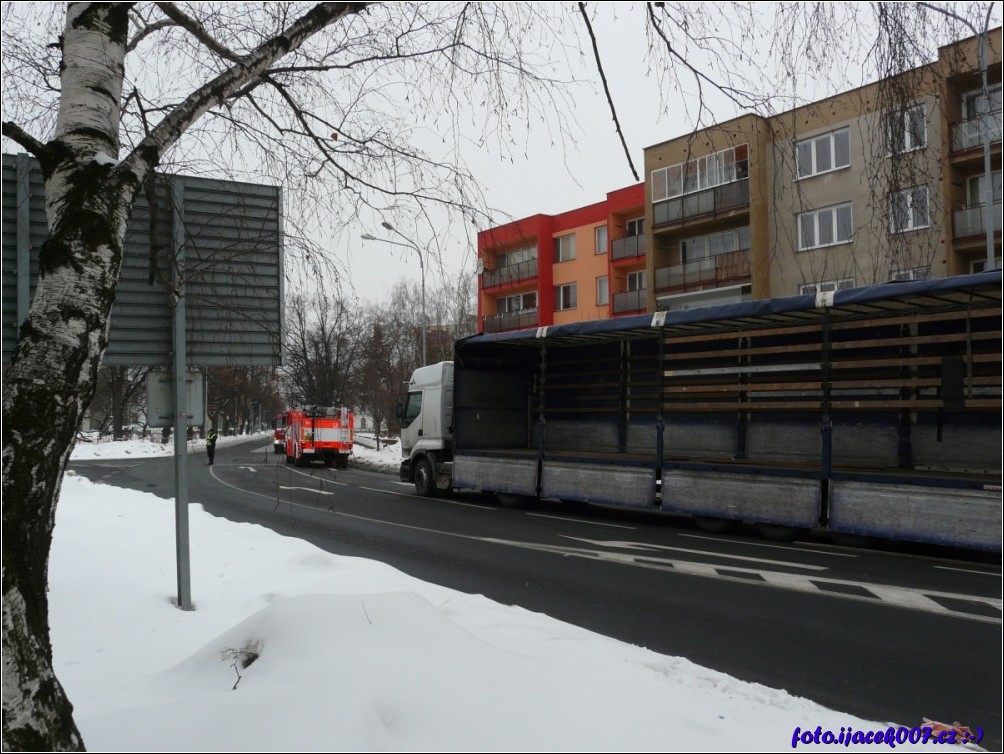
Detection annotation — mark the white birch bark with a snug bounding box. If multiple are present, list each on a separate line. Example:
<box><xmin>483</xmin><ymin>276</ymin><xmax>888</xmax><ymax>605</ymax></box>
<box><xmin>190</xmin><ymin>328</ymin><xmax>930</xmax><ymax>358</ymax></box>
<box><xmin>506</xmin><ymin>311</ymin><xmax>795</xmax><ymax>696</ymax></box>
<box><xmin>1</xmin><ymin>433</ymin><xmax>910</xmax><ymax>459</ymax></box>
<box><xmin>2</xmin><ymin>3</ymin><xmax>367</xmax><ymax>749</ymax></box>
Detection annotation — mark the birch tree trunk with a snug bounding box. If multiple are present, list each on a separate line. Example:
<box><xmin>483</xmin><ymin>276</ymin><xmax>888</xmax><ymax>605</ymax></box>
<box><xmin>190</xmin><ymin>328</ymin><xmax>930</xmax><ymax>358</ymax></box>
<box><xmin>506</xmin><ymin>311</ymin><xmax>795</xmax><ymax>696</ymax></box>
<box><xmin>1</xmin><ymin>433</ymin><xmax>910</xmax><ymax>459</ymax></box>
<box><xmin>2</xmin><ymin>6</ymin><xmax>137</xmax><ymax>749</ymax></box>
<box><xmin>1</xmin><ymin>4</ymin><xmax>366</xmax><ymax>748</ymax></box>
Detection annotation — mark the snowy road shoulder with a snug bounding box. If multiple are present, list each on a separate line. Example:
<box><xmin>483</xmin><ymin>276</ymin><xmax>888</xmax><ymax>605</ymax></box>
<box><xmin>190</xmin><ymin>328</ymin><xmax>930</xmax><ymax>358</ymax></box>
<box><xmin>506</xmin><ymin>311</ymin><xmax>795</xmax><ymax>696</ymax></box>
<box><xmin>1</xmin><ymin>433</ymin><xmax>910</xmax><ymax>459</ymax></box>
<box><xmin>49</xmin><ymin>473</ymin><xmax>966</xmax><ymax>751</ymax></box>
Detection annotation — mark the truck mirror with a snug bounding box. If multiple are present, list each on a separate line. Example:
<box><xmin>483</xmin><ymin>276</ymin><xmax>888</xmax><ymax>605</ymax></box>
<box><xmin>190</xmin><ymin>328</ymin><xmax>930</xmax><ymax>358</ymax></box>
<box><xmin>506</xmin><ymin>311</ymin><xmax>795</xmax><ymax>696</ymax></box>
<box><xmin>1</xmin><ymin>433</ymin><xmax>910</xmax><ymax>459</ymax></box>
<box><xmin>395</xmin><ymin>401</ymin><xmax>404</xmax><ymax>420</ymax></box>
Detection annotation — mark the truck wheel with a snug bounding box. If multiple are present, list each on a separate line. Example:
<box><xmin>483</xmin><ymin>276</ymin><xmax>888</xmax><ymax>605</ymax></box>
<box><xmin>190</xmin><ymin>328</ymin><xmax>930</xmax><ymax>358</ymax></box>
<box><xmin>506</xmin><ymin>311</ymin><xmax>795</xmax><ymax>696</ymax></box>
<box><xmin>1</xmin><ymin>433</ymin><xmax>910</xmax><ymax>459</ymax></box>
<box><xmin>414</xmin><ymin>457</ymin><xmax>437</xmax><ymax>497</ymax></box>
<box><xmin>756</xmin><ymin>523</ymin><xmax>798</xmax><ymax>542</ymax></box>
<box><xmin>694</xmin><ymin>515</ymin><xmax>737</xmax><ymax>534</ymax></box>
<box><xmin>335</xmin><ymin>455</ymin><xmax>348</xmax><ymax>470</ymax></box>
<box><xmin>496</xmin><ymin>493</ymin><xmax>535</xmax><ymax>509</ymax></box>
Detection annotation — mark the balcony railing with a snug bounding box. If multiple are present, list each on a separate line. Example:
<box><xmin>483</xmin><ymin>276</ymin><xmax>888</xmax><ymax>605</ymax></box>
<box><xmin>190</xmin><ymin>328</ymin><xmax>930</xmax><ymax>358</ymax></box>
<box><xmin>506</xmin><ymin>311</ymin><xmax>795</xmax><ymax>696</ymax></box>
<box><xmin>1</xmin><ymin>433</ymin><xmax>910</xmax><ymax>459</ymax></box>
<box><xmin>652</xmin><ymin>178</ymin><xmax>749</xmax><ymax>227</ymax></box>
<box><xmin>654</xmin><ymin>248</ymin><xmax>751</xmax><ymax>292</ymax></box>
<box><xmin>611</xmin><ymin>234</ymin><xmax>647</xmax><ymax>261</ymax></box>
<box><xmin>951</xmin><ymin>112</ymin><xmax>1003</xmax><ymax>153</ymax></box>
<box><xmin>481</xmin><ymin>257</ymin><xmax>538</xmax><ymax>288</ymax></box>
<box><xmin>953</xmin><ymin>202</ymin><xmax>1003</xmax><ymax>239</ymax></box>
<box><xmin>481</xmin><ymin>308</ymin><xmax>539</xmax><ymax>333</ymax></box>
<box><xmin>612</xmin><ymin>288</ymin><xmax>647</xmax><ymax>314</ymax></box>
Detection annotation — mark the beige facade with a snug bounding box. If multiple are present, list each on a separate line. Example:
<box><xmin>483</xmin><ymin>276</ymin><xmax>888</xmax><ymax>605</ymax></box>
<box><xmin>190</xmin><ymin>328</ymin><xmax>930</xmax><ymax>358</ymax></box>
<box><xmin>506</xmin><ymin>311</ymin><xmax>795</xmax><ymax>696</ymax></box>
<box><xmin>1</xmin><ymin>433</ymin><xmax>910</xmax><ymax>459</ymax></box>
<box><xmin>643</xmin><ymin>29</ymin><xmax>1002</xmax><ymax>311</ymax></box>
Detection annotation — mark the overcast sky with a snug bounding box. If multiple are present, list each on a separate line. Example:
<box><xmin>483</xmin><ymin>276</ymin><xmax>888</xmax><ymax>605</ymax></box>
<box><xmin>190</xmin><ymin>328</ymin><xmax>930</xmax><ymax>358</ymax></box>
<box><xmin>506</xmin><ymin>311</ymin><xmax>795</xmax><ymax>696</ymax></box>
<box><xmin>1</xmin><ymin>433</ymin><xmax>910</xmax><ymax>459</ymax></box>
<box><xmin>339</xmin><ymin>3</ymin><xmax>1001</xmax><ymax>304</ymax></box>
<box><xmin>3</xmin><ymin>3</ymin><xmax>998</xmax><ymax>306</ymax></box>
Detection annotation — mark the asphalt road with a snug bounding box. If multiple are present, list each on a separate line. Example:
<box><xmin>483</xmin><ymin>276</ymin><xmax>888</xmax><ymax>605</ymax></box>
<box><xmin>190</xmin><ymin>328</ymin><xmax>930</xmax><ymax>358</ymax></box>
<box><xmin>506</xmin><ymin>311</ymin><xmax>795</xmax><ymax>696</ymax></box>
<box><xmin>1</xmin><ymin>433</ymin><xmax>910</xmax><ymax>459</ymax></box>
<box><xmin>71</xmin><ymin>437</ymin><xmax>1003</xmax><ymax>749</ymax></box>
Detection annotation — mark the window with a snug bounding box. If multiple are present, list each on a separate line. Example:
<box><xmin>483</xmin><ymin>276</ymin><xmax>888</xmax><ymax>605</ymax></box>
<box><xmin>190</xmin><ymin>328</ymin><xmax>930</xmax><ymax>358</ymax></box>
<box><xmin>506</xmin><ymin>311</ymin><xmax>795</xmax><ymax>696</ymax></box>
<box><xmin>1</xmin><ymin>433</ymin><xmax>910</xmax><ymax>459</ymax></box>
<box><xmin>887</xmin><ymin>105</ymin><xmax>926</xmax><ymax>153</ymax></box>
<box><xmin>596</xmin><ymin>276</ymin><xmax>609</xmax><ymax>306</ymax></box>
<box><xmin>891</xmin><ymin>266</ymin><xmax>930</xmax><ymax>282</ymax></box>
<box><xmin>962</xmin><ymin>84</ymin><xmax>1002</xmax><ymax>119</ymax></box>
<box><xmin>626</xmin><ymin>270</ymin><xmax>646</xmax><ymax>292</ymax></box>
<box><xmin>402</xmin><ymin>392</ymin><xmax>422</xmax><ymax>426</ymax></box>
<box><xmin>797</xmin><ymin>203</ymin><xmax>853</xmax><ymax>250</ymax></box>
<box><xmin>799</xmin><ymin>278</ymin><xmax>854</xmax><ymax>295</ymax></box>
<box><xmin>625</xmin><ymin>217</ymin><xmax>645</xmax><ymax>237</ymax></box>
<box><xmin>966</xmin><ymin>172</ymin><xmax>1003</xmax><ymax>205</ymax></box>
<box><xmin>651</xmin><ymin>144</ymin><xmax>749</xmax><ymax>201</ymax></box>
<box><xmin>890</xmin><ymin>187</ymin><xmax>929</xmax><ymax>233</ymax></box>
<box><xmin>595</xmin><ymin>225</ymin><xmax>608</xmax><ymax>255</ymax></box>
<box><xmin>971</xmin><ymin>257</ymin><xmax>1001</xmax><ymax>273</ymax></box>
<box><xmin>554</xmin><ymin>234</ymin><xmax>575</xmax><ymax>263</ymax></box>
<box><xmin>498</xmin><ymin>244</ymin><xmax>536</xmax><ymax>267</ymax></box>
<box><xmin>682</xmin><ymin>226</ymin><xmax>750</xmax><ymax>261</ymax></box>
<box><xmin>796</xmin><ymin>129</ymin><xmax>850</xmax><ymax>178</ymax></box>
<box><xmin>498</xmin><ymin>291</ymin><xmax>537</xmax><ymax>314</ymax></box>
<box><xmin>555</xmin><ymin>283</ymin><xmax>577</xmax><ymax>311</ymax></box>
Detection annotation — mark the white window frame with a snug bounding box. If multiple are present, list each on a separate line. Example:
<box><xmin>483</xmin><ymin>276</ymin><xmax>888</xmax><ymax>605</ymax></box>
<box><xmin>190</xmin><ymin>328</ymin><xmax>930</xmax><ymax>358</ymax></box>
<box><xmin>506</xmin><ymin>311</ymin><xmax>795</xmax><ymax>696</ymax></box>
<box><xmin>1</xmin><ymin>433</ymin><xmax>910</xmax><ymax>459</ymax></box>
<box><xmin>651</xmin><ymin>144</ymin><xmax>749</xmax><ymax>202</ymax></box>
<box><xmin>595</xmin><ymin>225</ymin><xmax>608</xmax><ymax>255</ymax></box>
<box><xmin>799</xmin><ymin>278</ymin><xmax>855</xmax><ymax>295</ymax></box>
<box><xmin>886</xmin><ymin>105</ymin><xmax>927</xmax><ymax>154</ymax></box>
<box><xmin>498</xmin><ymin>244</ymin><xmax>536</xmax><ymax>268</ymax></box>
<box><xmin>796</xmin><ymin>128</ymin><xmax>850</xmax><ymax>179</ymax></box>
<box><xmin>966</xmin><ymin>171</ymin><xmax>1003</xmax><ymax>205</ymax></box>
<box><xmin>962</xmin><ymin>83</ymin><xmax>1002</xmax><ymax>120</ymax></box>
<box><xmin>626</xmin><ymin>270</ymin><xmax>646</xmax><ymax>292</ymax></box>
<box><xmin>797</xmin><ymin>203</ymin><xmax>853</xmax><ymax>251</ymax></box>
<box><xmin>596</xmin><ymin>276</ymin><xmax>609</xmax><ymax>306</ymax></box>
<box><xmin>625</xmin><ymin>217</ymin><xmax>645</xmax><ymax>237</ymax></box>
<box><xmin>682</xmin><ymin>226</ymin><xmax>751</xmax><ymax>261</ymax></box>
<box><xmin>971</xmin><ymin>257</ymin><xmax>1001</xmax><ymax>273</ymax></box>
<box><xmin>555</xmin><ymin>283</ymin><xmax>577</xmax><ymax>311</ymax></box>
<box><xmin>889</xmin><ymin>186</ymin><xmax>929</xmax><ymax>234</ymax></box>
<box><xmin>890</xmin><ymin>266</ymin><xmax>930</xmax><ymax>282</ymax></box>
<box><xmin>498</xmin><ymin>291</ymin><xmax>537</xmax><ymax>314</ymax></box>
<box><xmin>554</xmin><ymin>234</ymin><xmax>575</xmax><ymax>263</ymax></box>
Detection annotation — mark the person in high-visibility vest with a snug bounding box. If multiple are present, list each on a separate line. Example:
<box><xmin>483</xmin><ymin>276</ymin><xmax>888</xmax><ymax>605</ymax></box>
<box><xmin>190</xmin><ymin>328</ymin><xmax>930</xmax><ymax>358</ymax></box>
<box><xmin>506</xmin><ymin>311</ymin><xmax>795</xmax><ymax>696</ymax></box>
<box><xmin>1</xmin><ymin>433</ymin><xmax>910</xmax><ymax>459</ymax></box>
<box><xmin>206</xmin><ymin>429</ymin><xmax>218</xmax><ymax>466</ymax></box>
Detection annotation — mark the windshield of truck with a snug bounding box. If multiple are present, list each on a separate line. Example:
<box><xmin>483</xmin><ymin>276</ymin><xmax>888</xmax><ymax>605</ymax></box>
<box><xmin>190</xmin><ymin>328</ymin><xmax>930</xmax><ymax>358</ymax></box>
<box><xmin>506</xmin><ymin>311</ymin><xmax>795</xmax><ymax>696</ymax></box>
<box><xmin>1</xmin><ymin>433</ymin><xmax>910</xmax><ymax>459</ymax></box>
<box><xmin>403</xmin><ymin>391</ymin><xmax>422</xmax><ymax>426</ymax></box>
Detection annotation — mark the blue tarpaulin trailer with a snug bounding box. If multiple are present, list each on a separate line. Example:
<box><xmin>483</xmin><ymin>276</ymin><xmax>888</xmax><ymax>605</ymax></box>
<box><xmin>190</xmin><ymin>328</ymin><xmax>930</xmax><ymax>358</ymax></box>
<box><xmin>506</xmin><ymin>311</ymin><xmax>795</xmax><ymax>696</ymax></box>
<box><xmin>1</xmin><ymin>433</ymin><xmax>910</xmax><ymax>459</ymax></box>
<box><xmin>451</xmin><ymin>272</ymin><xmax>1003</xmax><ymax>551</ymax></box>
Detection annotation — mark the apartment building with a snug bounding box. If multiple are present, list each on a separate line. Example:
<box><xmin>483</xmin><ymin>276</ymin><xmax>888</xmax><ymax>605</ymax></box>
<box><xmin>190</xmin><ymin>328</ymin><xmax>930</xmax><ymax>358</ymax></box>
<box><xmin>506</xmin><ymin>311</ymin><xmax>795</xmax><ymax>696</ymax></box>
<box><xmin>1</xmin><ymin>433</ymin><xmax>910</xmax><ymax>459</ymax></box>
<box><xmin>478</xmin><ymin>29</ymin><xmax>1000</xmax><ymax>332</ymax></box>
<box><xmin>476</xmin><ymin>183</ymin><xmax>644</xmax><ymax>333</ymax></box>
<box><xmin>645</xmin><ymin>28</ymin><xmax>1002</xmax><ymax>311</ymax></box>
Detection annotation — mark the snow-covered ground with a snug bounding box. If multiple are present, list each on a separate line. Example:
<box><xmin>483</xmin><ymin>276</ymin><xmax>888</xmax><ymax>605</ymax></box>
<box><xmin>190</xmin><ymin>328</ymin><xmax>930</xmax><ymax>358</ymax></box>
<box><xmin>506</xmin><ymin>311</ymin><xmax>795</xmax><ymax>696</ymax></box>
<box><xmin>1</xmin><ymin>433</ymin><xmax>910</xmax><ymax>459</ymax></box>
<box><xmin>54</xmin><ymin>442</ymin><xmax>959</xmax><ymax>751</ymax></box>
<box><xmin>71</xmin><ymin>431</ymin><xmax>271</xmax><ymax>461</ymax></box>
<box><xmin>72</xmin><ymin>431</ymin><xmax>404</xmax><ymax>475</ymax></box>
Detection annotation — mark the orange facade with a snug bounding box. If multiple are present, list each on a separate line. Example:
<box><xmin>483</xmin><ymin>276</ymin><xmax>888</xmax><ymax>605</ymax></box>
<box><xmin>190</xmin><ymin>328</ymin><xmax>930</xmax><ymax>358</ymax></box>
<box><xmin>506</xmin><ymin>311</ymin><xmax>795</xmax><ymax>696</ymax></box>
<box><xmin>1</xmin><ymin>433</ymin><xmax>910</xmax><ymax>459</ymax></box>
<box><xmin>477</xmin><ymin>183</ymin><xmax>645</xmax><ymax>333</ymax></box>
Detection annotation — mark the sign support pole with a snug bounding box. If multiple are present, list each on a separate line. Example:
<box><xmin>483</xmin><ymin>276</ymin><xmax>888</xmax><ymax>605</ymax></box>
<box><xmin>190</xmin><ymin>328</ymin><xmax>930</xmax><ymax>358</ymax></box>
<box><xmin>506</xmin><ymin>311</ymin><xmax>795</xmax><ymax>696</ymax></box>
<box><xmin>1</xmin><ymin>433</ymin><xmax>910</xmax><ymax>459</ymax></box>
<box><xmin>171</xmin><ymin>180</ymin><xmax>192</xmax><ymax>611</ymax></box>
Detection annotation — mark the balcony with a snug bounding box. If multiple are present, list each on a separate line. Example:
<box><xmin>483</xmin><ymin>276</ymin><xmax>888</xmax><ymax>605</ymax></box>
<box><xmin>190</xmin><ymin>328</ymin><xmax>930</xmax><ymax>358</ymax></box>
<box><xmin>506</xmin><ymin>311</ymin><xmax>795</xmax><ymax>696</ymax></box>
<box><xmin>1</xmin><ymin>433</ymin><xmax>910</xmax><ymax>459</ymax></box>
<box><xmin>612</xmin><ymin>288</ymin><xmax>646</xmax><ymax>315</ymax></box>
<box><xmin>654</xmin><ymin>248</ymin><xmax>751</xmax><ymax>292</ymax></box>
<box><xmin>611</xmin><ymin>234</ymin><xmax>646</xmax><ymax>261</ymax></box>
<box><xmin>953</xmin><ymin>203</ymin><xmax>1003</xmax><ymax>239</ymax></box>
<box><xmin>482</xmin><ymin>308</ymin><xmax>539</xmax><ymax>333</ymax></box>
<box><xmin>652</xmin><ymin>178</ymin><xmax>749</xmax><ymax>228</ymax></box>
<box><xmin>481</xmin><ymin>257</ymin><xmax>538</xmax><ymax>289</ymax></box>
<box><xmin>951</xmin><ymin>113</ymin><xmax>1002</xmax><ymax>154</ymax></box>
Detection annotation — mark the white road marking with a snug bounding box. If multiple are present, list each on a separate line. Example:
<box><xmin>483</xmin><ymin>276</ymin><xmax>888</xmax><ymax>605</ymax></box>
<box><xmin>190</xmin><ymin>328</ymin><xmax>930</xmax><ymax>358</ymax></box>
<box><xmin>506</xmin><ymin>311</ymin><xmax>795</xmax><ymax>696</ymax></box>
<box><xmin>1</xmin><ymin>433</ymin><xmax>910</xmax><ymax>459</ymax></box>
<box><xmin>238</xmin><ymin>466</ymin><xmax>258</xmax><ymax>473</ymax></box>
<box><xmin>560</xmin><ymin>537</ymin><xmax>828</xmax><ymax>571</ymax></box>
<box><xmin>678</xmin><ymin>532</ymin><xmax>857</xmax><ymax>557</ymax></box>
<box><xmin>358</xmin><ymin>486</ymin><xmax>494</xmax><ymax>509</ymax></box>
<box><xmin>204</xmin><ymin>471</ymin><xmax>1001</xmax><ymax>625</ymax></box>
<box><xmin>526</xmin><ymin>512</ymin><xmax>636</xmax><ymax>529</ymax></box>
<box><xmin>933</xmin><ymin>565</ymin><xmax>1001</xmax><ymax>577</ymax></box>
<box><xmin>278</xmin><ymin>485</ymin><xmax>334</xmax><ymax>496</ymax></box>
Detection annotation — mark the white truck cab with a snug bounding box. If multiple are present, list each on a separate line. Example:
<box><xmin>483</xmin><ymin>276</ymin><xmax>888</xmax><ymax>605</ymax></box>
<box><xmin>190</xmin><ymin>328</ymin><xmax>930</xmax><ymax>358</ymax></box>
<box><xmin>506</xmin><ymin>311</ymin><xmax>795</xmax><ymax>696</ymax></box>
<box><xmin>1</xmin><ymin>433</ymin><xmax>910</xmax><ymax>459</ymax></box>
<box><xmin>398</xmin><ymin>361</ymin><xmax>454</xmax><ymax>495</ymax></box>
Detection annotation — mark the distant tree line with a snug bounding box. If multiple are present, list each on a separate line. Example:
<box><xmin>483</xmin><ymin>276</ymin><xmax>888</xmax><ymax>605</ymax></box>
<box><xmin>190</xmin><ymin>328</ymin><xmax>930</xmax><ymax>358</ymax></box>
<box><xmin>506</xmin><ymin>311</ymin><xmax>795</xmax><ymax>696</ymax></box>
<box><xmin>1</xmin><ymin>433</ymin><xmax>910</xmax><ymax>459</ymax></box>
<box><xmin>84</xmin><ymin>274</ymin><xmax>476</xmax><ymax>446</ymax></box>
<box><xmin>282</xmin><ymin>276</ymin><xmax>477</xmax><ymax>446</ymax></box>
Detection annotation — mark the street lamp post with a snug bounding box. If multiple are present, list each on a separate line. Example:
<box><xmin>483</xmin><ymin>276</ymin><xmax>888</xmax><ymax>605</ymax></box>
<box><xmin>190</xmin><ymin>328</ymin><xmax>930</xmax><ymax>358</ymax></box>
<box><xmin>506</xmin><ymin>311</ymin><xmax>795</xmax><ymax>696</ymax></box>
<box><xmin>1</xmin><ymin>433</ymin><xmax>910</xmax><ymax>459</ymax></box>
<box><xmin>361</xmin><ymin>223</ymin><xmax>428</xmax><ymax>365</ymax></box>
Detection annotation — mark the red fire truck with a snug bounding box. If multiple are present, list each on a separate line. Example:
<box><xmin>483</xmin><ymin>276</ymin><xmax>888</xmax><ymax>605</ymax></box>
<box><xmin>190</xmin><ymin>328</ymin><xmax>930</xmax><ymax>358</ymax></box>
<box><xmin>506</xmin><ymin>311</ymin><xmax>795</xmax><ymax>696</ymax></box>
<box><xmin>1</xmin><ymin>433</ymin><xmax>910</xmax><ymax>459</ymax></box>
<box><xmin>273</xmin><ymin>413</ymin><xmax>288</xmax><ymax>454</ymax></box>
<box><xmin>283</xmin><ymin>406</ymin><xmax>354</xmax><ymax>468</ymax></box>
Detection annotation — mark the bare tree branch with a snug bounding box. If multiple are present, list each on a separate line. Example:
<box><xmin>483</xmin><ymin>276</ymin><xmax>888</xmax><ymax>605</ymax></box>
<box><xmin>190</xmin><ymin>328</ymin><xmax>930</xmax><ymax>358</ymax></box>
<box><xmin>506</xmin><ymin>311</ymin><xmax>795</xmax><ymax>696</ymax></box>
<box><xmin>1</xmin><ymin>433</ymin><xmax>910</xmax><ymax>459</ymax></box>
<box><xmin>577</xmin><ymin>2</ymin><xmax>639</xmax><ymax>181</ymax></box>
<box><xmin>153</xmin><ymin>1</ymin><xmax>242</xmax><ymax>62</ymax></box>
